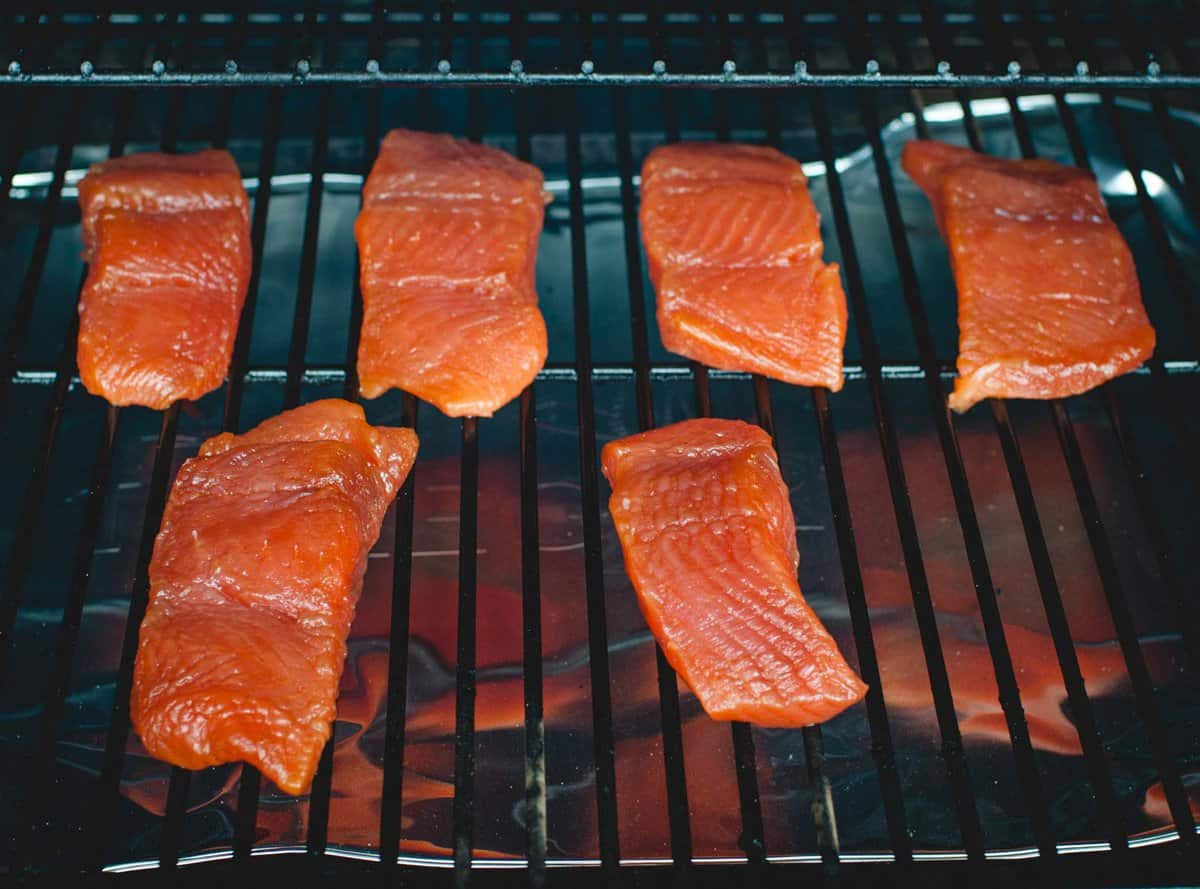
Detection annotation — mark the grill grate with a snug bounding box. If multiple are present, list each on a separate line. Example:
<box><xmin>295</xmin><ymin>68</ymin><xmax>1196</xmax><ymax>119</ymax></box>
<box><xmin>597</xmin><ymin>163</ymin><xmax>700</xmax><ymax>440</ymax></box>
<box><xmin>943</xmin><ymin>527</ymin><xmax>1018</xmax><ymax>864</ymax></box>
<box><xmin>1</xmin><ymin>3</ymin><xmax>1199</xmax><ymax>887</ymax></box>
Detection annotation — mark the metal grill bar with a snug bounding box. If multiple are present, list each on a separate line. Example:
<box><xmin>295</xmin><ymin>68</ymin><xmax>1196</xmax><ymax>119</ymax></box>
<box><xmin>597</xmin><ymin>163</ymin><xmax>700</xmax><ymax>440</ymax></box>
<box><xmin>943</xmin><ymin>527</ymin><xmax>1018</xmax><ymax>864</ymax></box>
<box><xmin>453</xmin><ymin>7</ymin><xmax>486</xmax><ymax>883</ymax></box>
<box><xmin>984</xmin><ymin>36</ymin><xmax>1200</xmax><ymax>854</ymax></box>
<box><xmin>629</xmin><ymin>3</ymin><xmax>697</xmax><ymax>873</ymax></box>
<box><xmin>511</xmin><ymin>8</ymin><xmax>549</xmax><ymax>879</ymax></box>
<box><xmin>845</xmin><ymin>10</ymin><xmax>1059</xmax><ymax>863</ymax></box>
<box><xmin>814</xmin><ymin>85</ymin><xmax>986</xmax><ymax>862</ymax></box>
<box><xmin>227</xmin><ymin>89</ymin><xmax>288</xmax><ymax>864</ymax></box>
<box><xmin>452</xmin><ymin>415</ymin><xmax>480</xmax><ymax>885</ymax></box>
<box><xmin>7</xmin><ymin>93</ymin><xmax>137</xmax><ymax>878</ymax></box>
<box><xmin>564</xmin><ymin>83</ymin><xmax>621</xmax><ymax>880</ymax></box>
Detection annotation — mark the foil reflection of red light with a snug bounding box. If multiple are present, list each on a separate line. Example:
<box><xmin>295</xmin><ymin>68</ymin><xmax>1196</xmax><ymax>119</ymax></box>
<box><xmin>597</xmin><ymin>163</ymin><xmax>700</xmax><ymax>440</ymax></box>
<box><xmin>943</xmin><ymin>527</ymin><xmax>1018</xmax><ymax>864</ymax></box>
<box><xmin>1143</xmin><ymin>774</ymin><xmax>1200</xmax><ymax>825</ymax></box>
<box><xmin>113</xmin><ymin>415</ymin><xmax>1185</xmax><ymax>860</ymax></box>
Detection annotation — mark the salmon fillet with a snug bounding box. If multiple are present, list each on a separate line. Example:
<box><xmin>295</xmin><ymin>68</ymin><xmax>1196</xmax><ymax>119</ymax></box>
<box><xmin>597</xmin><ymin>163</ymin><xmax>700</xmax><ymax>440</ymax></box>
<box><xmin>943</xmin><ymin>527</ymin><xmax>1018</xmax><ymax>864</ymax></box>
<box><xmin>902</xmin><ymin>140</ymin><xmax>1156</xmax><ymax>412</ymax></box>
<box><xmin>356</xmin><ymin>129</ymin><xmax>550</xmax><ymax>417</ymax></box>
<box><xmin>639</xmin><ymin>143</ymin><xmax>847</xmax><ymax>391</ymax></box>
<box><xmin>76</xmin><ymin>150</ymin><xmax>251</xmax><ymax>409</ymax></box>
<box><xmin>131</xmin><ymin>399</ymin><xmax>418</xmax><ymax>794</ymax></box>
<box><xmin>601</xmin><ymin>418</ymin><xmax>867</xmax><ymax>727</ymax></box>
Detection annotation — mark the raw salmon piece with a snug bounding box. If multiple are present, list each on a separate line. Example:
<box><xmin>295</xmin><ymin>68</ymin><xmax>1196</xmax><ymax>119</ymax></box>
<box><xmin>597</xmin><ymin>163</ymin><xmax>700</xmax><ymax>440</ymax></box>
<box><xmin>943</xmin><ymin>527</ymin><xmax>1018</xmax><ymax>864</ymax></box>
<box><xmin>76</xmin><ymin>149</ymin><xmax>251</xmax><ymax>409</ymax></box>
<box><xmin>657</xmin><ymin>264</ymin><xmax>847</xmax><ymax>390</ymax></box>
<box><xmin>641</xmin><ymin>141</ymin><xmax>807</xmax><ymax>193</ymax></box>
<box><xmin>131</xmin><ymin>399</ymin><xmax>418</xmax><ymax>795</ymax></box>
<box><xmin>356</xmin><ymin>278</ymin><xmax>547</xmax><ymax>415</ymax></box>
<box><xmin>902</xmin><ymin>140</ymin><xmax>1156</xmax><ymax>412</ymax></box>
<box><xmin>639</xmin><ymin>142</ymin><xmax>847</xmax><ymax>390</ymax></box>
<box><xmin>356</xmin><ymin>130</ymin><xmax>550</xmax><ymax>417</ymax></box>
<box><xmin>601</xmin><ymin>418</ymin><xmax>867</xmax><ymax>727</ymax></box>
<box><xmin>363</xmin><ymin>129</ymin><xmax>547</xmax><ymax>206</ymax></box>
<box><xmin>356</xmin><ymin>201</ymin><xmax>540</xmax><ymax>289</ymax></box>
<box><xmin>77</xmin><ymin>149</ymin><xmax>249</xmax><ymax>257</ymax></box>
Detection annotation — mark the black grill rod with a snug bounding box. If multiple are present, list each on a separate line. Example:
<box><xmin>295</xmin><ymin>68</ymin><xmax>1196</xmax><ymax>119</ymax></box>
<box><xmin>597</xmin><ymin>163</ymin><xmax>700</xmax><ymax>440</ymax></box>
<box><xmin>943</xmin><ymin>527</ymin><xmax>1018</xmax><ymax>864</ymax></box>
<box><xmin>994</xmin><ymin>16</ymin><xmax>1200</xmax><ymax>790</ymax></box>
<box><xmin>935</xmin><ymin>1</ymin><xmax>1199</xmax><ymax>855</ymax></box>
<box><xmin>753</xmin><ymin>31</ymin><xmax>912</xmax><ymax>869</ymax></box>
<box><xmin>858</xmin><ymin>89</ymin><xmax>1055</xmax><ymax>864</ymax></box>
<box><xmin>9</xmin><ymin>86</ymin><xmax>135</xmax><ymax>875</ymax></box>
<box><xmin>616</xmin><ymin>2</ymin><xmax>698</xmax><ymax>877</ymax></box>
<box><xmin>799</xmin><ymin>8</ymin><xmax>989</xmax><ymax>865</ymax></box>
<box><xmin>901</xmin><ymin>12</ymin><xmax>1132</xmax><ymax>853</ymax></box>
<box><xmin>449</xmin><ymin>8</ymin><xmax>483</xmax><ymax>884</ymax></box>
<box><xmin>747</xmin><ymin>379</ymin><xmax>839</xmax><ymax>881</ymax></box>
<box><xmin>564</xmin><ymin>85</ymin><xmax>622</xmax><ymax>882</ymax></box>
<box><xmin>452</xmin><ymin>415</ymin><xmax>480</xmax><ymax>886</ymax></box>
<box><xmin>224</xmin><ymin>24</ymin><xmax>315</xmax><ymax>865</ymax></box>
<box><xmin>0</xmin><ymin>87</ymin><xmax>38</xmax><ymax>237</ymax></box>
<box><xmin>974</xmin><ymin>0</ymin><xmax>1036</xmax><ymax>156</ymax></box>
<box><xmin>1055</xmin><ymin>4</ymin><xmax>1200</xmax><ymax>353</ymax></box>
<box><xmin>846</xmin><ymin>0</ymin><xmax>1059</xmax><ymax>860</ymax></box>
<box><xmin>739</xmin><ymin>15</ymin><xmax>841</xmax><ymax>878</ymax></box>
<box><xmin>0</xmin><ymin>10</ymin><xmax>120</xmax><ymax>680</ymax></box>
<box><xmin>508</xmin><ymin>9</ymin><xmax>549</xmax><ymax>880</ymax></box>
<box><xmin>1050</xmin><ymin>6</ymin><xmax>1200</xmax><ymax>665</ymax></box>
<box><xmin>286</xmin><ymin>86</ymin><xmax>337</xmax><ymax>858</ymax></box>
<box><xmin>1114</xmin><ymin>0</ymin><xmax>1200</xmax><ymax>220</ymax></box>
<box><xmin>914</xmin><ymin>0</ymin><xmax>986</xmax><ymax>151</ymax></box>
<box><xmin>1019</xmin><ymin>0</ymin><xmax>1200</xmax><ymax>494</ymax></box>
<box><xmin>909</xmin><ymin>11</ymin><xmax>1129</xmax><ymax>845</ymax></box>
<box><xmin>153</xmin><ymin>11</ymin><xmax>230</xmax><ymax>862</ymax></box>
<box><xmin>1038</xmin><ymin>5</ymin><xmax>1200</xmax><ymax>849</ymax></box>
<box><xmin>211</xmin><ymin>9</ymin><xmax>253</xmax><ymax>152</ymax></box>
<box><xmin>724</xmin><ymin>17</ymin><xmax>840</xmax><ymax>878</ymax></box>
<box><xmin>375</xmin><ymin>0</ymin><xmax>428</xmax><ymax>873</ymax></box>
<box><xmin>0</xmin><ymin>93</ymin><xmax>81</xmax><ymax>415</ymax></box>
<box><xmin>809</xmin><ymin>85</ymin><xmax>992</xmax><ymax>867</ymax></box>
<box><xmin>1050</xmin><ymin>399</ymin><xmax>1199</xmax><ymax>849</ymax></box>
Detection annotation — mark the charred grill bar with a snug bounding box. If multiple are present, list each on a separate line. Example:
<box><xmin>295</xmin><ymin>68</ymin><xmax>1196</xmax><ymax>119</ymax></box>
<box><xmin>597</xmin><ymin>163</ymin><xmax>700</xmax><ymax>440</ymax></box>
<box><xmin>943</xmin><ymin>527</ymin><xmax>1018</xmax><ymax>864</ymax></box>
<box><xmin>0</xmin><ymin>3</ymin><xmax>1198</xmax><ymax>887</ymax></box>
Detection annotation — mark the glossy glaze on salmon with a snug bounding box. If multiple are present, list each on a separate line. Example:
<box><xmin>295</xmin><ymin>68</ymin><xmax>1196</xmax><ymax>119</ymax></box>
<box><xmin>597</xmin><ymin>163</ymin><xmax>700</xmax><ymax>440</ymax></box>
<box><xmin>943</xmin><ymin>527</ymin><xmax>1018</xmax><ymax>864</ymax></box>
<box><xmin>356</xmin><ymin>129</ymin><xmax>550</xmax><ymax>417</ymax></box>
<box><xmin>131</xmin><ymin>399</ymin><xmax>418</xmax><ymax>794</ymax></box>
<box><xmin>77</xmin><ymin>149</ymin><xmax>251</xmax><ymax>409</ymax></box>
<box><xmin>902</xmin><ymin>140</ymin><xmax>1156</xmax><ymax>411</ymax></box>
<box><xmin>601</xmin><ymin>418</ymin><xmax>866</xmax><ymax>727</ymax></box>
<box><xmin>639</xmin><ymin>143</ymin><xmax>847</xmax><ymax>390</ymax></box>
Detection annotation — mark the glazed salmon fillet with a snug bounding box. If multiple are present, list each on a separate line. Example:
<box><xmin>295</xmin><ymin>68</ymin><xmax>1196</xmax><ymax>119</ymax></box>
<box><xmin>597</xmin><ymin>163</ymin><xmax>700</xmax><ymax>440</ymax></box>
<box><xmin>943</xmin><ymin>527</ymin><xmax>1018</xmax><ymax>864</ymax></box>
<box><xmin>639</xmin><ymin>143</ymin><xmax>847</xmax><ymax>391</ymax></box>
<box><xmin>77</xmin><ymin>149</ymin><xmax>251</xmax><ymax>409</ymax></box>
<box><xmin>601</xmin><ymin>418</ymin><xmax>866</xmax><ymax>727</ymax></box>
<box><xmin>902</xmin><ymin>140</ymin><xmax>1156</xmax><ymax>412</ymax></box>
<box><xmin>356</xmin><ymin>130</ymin><xmax>550</xmax><ymax>417</ymax></box>
<box><xmin>131</xmin><ymin>399</ymin><xmax>418</xmax><ymax>794</ymax></box>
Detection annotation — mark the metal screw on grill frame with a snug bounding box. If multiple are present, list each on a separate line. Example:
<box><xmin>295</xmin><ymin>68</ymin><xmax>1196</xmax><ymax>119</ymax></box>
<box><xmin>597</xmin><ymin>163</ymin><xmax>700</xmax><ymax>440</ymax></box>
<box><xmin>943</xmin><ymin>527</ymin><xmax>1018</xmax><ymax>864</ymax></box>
<box><xmin>937</xmin><ymin>59</ymin><xmax>952</xmax><ymax>76</ymax></box>
<box><xmin>1007</xmin><ymin>60</ymin><xmax>1021</xmax><ymax>77</ymax></box>
<box><xmin>79</xmin><ymin>60</ymin><xmax>93</xmax><ymax>78</ymax></box>
<box><xmin>295</xmin><ymin>58</ymin><xmax>311</xmax><ymax>78</ymax></box>
<box><xmin>6</xmin><ymin>60</ymin><xmax>19</xmax><ymax>77</ymax></box>
<box><xmin>652</xmin><ymin>58</ymin><xmax>667</xmax><ymax>75</ymax></box>
<box><xmin>366</xmin><ymin>58</ymin><xmax>380</xmax><ymax>75</ymax></box>
<box><xmin>437</xmin><ymin>58</ymin><xmax>452</xmax><ymax>74</ymax></box>
<box><xmin>794</xmin><ymin>60</ymin><xmax>808</xmax><ymax>79</ymax></box>
<box><xmin>224</xmin><ymin>58</ymin><xmax>238</xmax><ymax>75</ymax></box>
<box><xmin>1147</xmin><ymin>59</ymin><xmax>1162</xmax><ymax>77</ymax></box>
<box><xmin>510</xmin><ymin>59</ymin><xmax>524</xmax><ymax>77</ymax></box>
<box><xmin>581</xmin><ymin>59</ymin><xmax>595</xmax><ymax>75</ymax></box>
<box><xmin>151</xmin><ymin>59</ymin><xmax>165</xmax><ymax>76</ymax></box>
<box><xmin>1076</xmin><ymin>60</ymin><xmax>1090</xmax><ymax>76</ymax></box>
<box><xmin>722</xmin><ymin>59</ymin><xmax>737</xmax><ymax>78</ymax></box>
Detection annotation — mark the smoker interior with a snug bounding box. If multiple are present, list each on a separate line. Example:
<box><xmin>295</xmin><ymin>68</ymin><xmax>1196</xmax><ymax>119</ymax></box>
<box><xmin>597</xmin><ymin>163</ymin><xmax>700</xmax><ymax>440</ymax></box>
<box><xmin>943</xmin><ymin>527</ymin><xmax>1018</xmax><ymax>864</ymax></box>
<box><xmin>1</xmin><ymin>4</ymin><xmax>1199</xmax><ymax>886</ymax></box>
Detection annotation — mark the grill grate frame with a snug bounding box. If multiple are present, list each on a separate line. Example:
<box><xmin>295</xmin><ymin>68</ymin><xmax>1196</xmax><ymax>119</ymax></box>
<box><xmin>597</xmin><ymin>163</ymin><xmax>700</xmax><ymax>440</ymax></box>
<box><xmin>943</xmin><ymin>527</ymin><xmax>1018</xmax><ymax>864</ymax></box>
<box><xmin>0</xmin><ymin>3</ymin><xmax>1198</xmax><ymax>887</ymax></box>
